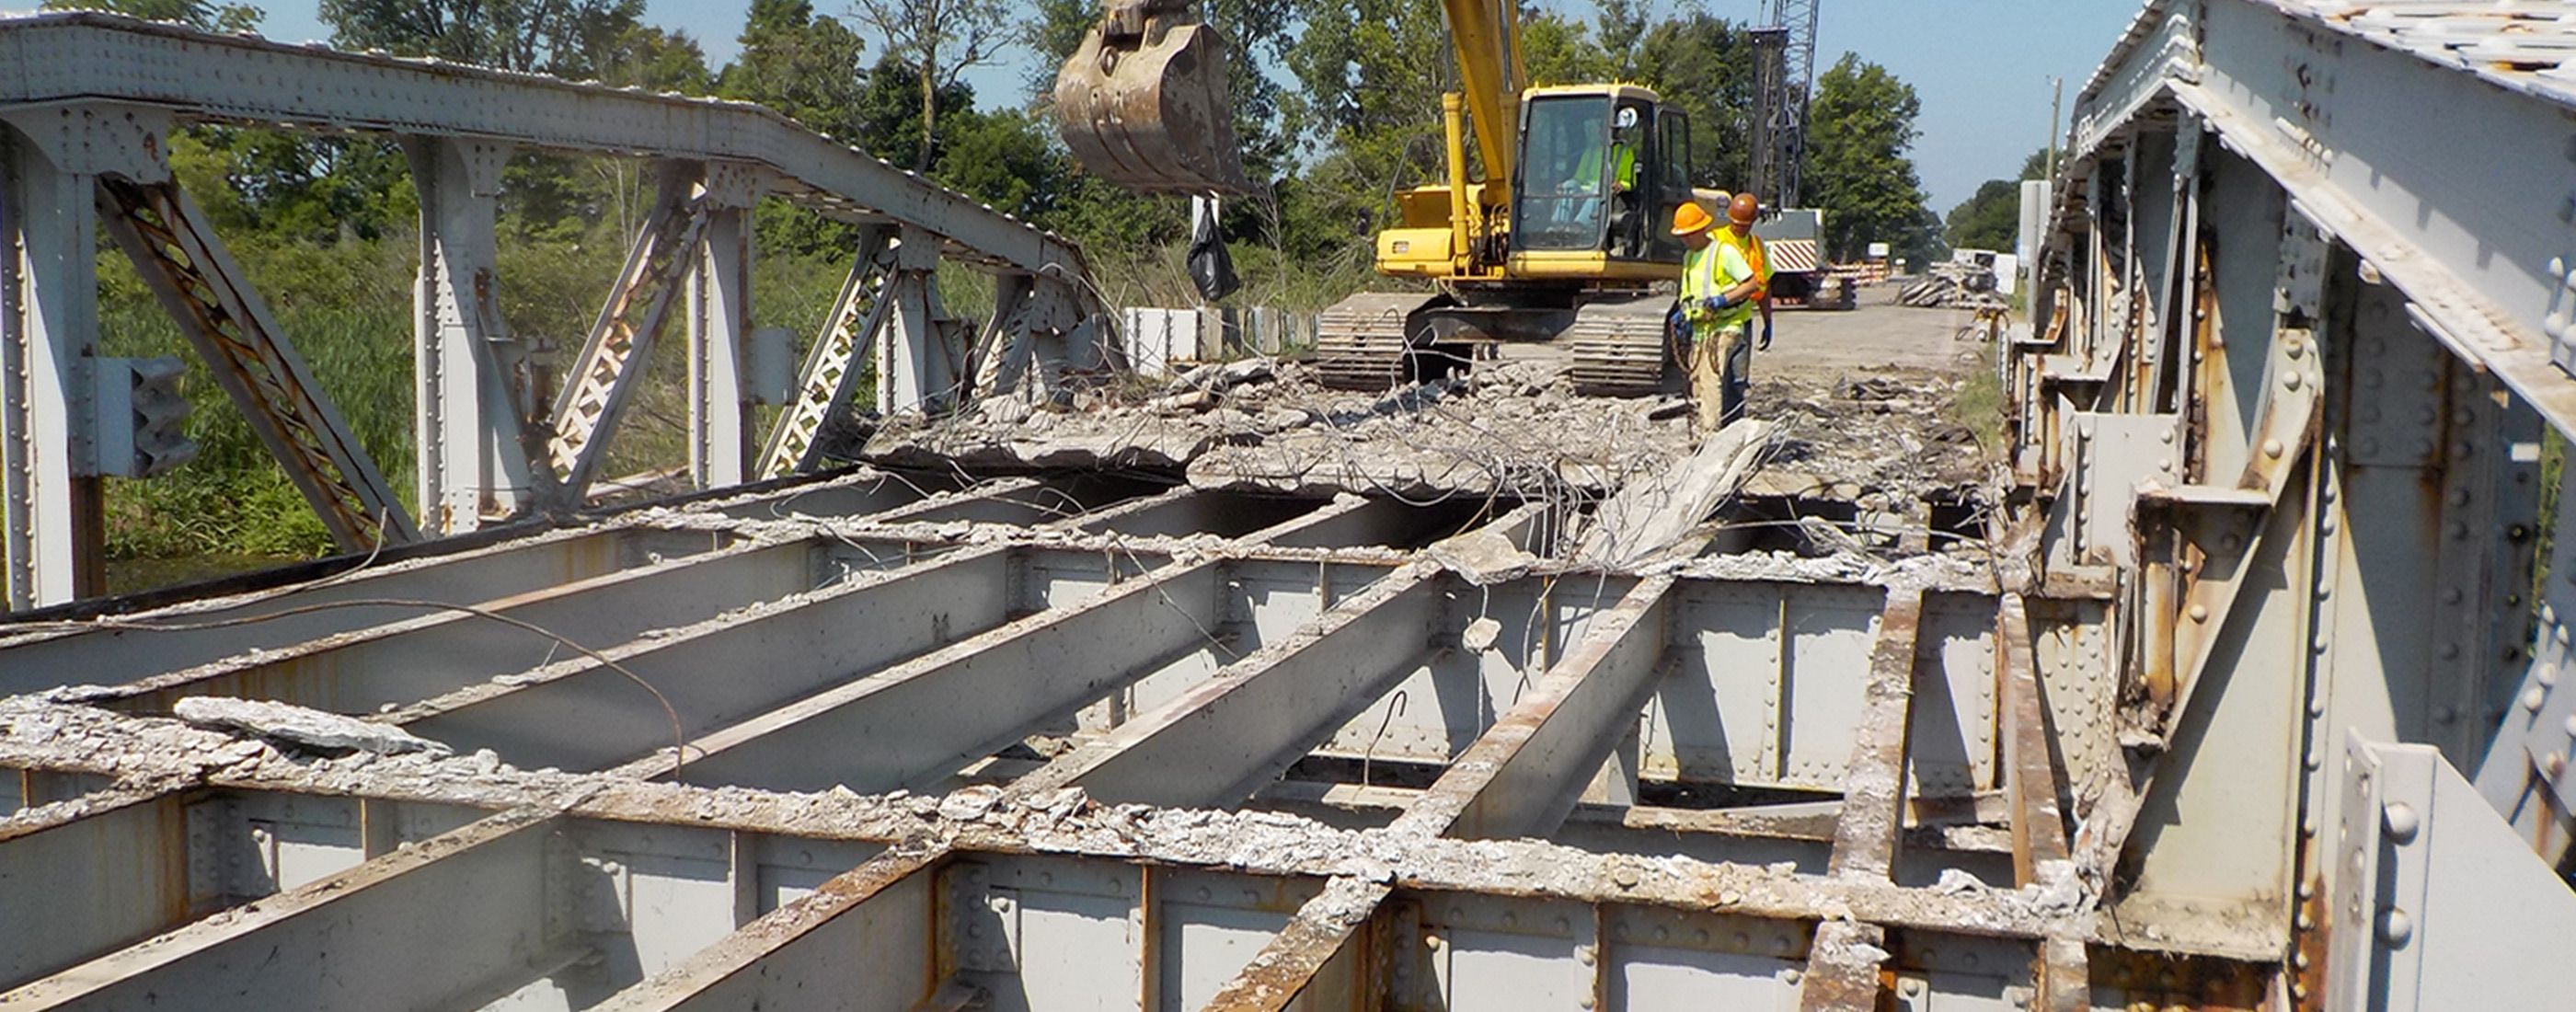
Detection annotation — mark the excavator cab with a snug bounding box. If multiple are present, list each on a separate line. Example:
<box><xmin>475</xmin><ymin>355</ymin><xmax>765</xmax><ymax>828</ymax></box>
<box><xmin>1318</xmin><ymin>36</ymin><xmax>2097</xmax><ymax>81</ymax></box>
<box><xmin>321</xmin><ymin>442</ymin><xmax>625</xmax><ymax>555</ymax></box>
<box><xmin>1511</xmin><ymin>86</ymin><xmax>1694</xmax><ymax>270</ymax></box>
<box><xmin>1053</xmin><ymin>1</ymin><xmax>1254</xmax><ymax>195</ymax></box>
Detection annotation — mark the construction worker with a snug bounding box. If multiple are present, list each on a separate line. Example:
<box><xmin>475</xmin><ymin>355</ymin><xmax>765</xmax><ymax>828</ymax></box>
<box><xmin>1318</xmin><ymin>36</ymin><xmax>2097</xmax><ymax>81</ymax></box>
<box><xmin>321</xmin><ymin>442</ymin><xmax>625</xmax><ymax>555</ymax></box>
<box><xmin>1716</xmin><ymin>192</ymin><xmax>1777</xmax><ymax>354</ymax></box>
<box><xmin>1673</xmin><ymin>200</ymin><xmax>1764</xmax><ymax>431</ymax></box>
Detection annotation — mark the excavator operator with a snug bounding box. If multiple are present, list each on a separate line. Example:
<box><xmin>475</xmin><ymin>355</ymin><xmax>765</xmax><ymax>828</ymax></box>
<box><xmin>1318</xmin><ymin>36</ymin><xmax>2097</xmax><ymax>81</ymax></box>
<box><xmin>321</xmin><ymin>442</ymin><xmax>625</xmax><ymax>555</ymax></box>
<box><xmin>1673</xmin><ymin>200</ymin><xmax>1765</xmax><ymax>431</ymax></box>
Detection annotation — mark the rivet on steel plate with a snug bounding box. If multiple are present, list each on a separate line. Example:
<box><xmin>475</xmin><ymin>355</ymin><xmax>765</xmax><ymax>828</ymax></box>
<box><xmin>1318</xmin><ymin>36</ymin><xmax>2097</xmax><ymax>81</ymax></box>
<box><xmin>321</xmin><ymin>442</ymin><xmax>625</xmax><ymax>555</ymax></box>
<box><xmin>2380</xmin><ymin>908</ymin><xmax>2413</xmax><ymax>947</ymax></box>
<box><xmin>2382</xmin><ymin>801</ymin><xmax>2420</xmax><ymax>843</ymax></box>
<box><xmin>2563</xmin><ymin>714</ymin><xmax>2576</xmax><ymax>740</ymax></box>
<box><xmin>2188</xmin><ymin>604</ymin><xmax>2209</xmax><ymax>623</ymax></box>
<box><xmin>2283</xmin><ymin>372</ymin><xmax>2303</xmax><ymax>391</ymax></box>
<box><xmin>2525</xmin><ymin>685</ymin><xmax>2549</xmax><ymax>712</ymax></box>
<box><xmin>2263</xmin><ymin>439</ymin><xmax>2284</xmax><ymax>459</ymax></box>
<box><xmin>2541</xmin><ymin>664</ymin><xmax>2561</xmax><ymax>688</ymax></box>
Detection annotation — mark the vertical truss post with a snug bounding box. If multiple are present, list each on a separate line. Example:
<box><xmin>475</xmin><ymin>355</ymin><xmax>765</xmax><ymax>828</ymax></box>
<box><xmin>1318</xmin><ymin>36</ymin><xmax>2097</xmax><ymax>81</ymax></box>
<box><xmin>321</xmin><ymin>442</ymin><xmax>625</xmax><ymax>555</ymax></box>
<box><xmin>550</xmin><ymin>159</ymin><xmax>707</xmax><ymax>498</ymax></box>
<box><xmin>0</xmin><ymin>113</ymin><xmax>116</xmax><ymax>607</ymax></box>
<box><xmin>759</xmin><ymin>224</ymin><xmax>894</xmax><ymax>477</ymax></box>
<box><xmin>95</xmin><ymin>177</ymin><xmax>418</xmax><ymax>552</ymax></box>
<box><xmin>688</xmin><ymin>163</ymin><xmax>762</xmax><ymax>489</ymax></box>
<box><xmin>874</xmin><ymin>225</ymin><xmax>959</xmax><ymax>417</ymax></box>
<box><xmin>406</xmin><ymin>135</ymin><xmax>547</xmax><ymax>534</ymax></box>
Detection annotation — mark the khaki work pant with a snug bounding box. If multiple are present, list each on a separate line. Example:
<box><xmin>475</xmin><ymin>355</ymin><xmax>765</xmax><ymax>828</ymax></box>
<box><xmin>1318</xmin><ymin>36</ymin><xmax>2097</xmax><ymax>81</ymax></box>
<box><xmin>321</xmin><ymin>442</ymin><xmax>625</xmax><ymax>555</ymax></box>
<box><xmin>1688</xmin><ymin>323</ymin><xmax>1751</xmax><ymax>433</ymax></box>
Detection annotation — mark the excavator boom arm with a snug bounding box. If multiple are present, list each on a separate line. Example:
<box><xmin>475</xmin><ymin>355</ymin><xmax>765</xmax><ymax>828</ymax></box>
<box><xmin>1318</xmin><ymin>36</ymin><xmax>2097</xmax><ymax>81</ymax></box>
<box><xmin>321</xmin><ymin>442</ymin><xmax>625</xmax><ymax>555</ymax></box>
<box><xmin>1442</xmin><ymin>0</ymin><xmax>1529</xmax><ymax>187</ymax></box>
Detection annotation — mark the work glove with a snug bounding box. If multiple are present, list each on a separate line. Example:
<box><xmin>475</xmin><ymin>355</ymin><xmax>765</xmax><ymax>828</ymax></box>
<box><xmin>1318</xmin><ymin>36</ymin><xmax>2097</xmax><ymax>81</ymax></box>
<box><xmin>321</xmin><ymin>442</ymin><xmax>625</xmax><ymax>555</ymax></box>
<box><xmin>1665</xmin><ymin>303</ymin><xmax>1687</xmax><ymax>339</ymax></box>
<box><xmin>1705</xmin><ymin>294</ymin><xmax>1734</xmax><ymax>313</ymax></box>
<box><xmin>1758</xmin><ymin>318</ymin><xmax>1774</xmax><ymax>351</ymax></box>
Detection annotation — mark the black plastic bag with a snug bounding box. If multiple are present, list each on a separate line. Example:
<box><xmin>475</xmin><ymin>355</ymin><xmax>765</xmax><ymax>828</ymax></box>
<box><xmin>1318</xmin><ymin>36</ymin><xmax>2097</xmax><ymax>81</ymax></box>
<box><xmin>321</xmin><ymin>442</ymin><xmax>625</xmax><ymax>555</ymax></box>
<box><xmin>1188</xmin><ymin>196</ymin><xmax>1239</xmax><ymax>302</ymax></box>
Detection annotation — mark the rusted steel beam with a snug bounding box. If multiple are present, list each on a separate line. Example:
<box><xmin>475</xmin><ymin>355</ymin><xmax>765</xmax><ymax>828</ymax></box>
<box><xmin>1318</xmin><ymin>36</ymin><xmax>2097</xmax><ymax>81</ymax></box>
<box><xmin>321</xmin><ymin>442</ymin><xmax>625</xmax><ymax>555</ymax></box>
<box><xmin>1007</xmin><ymin>562</ymin><xmax>1446</xmax><ymax>808</ymax></box>
<box><xmin>1795</xmin><ymin>920</ymin><xmax>1890</xmax><ymax>1012</ymax></box>
<box><xmin>2038</xmin><ymin>935</ymin><xmax>2090</xmax><ymax>1012</ymax></box>
<box><xmin>1998</xmin><ymin>592</ymin><xmax>2070</xmax><ymax>886</ymax></box>
<box><xmin>1825</xmin><ymin>586</ymin><xmax>1926</xmax><ymax>880</ymax></box>
<box><xmin>1393</xmin><ymin>571</ymin><xmax>1679</xmax><ymax>840</ymax></box>
<box><xmin>0</xmin><ymin>798</ymin><xmax>581</xmax><ymax>1009</ymax></box>
<box><xmin>1195</xmin><ymin>878</ymin><xmax>1389</xmax><ymax>1012</ymax></box>
<box><xmin>583</xmin><ymin>844</ymin><xmax>946</xmax><ymax>1011</ymax></box>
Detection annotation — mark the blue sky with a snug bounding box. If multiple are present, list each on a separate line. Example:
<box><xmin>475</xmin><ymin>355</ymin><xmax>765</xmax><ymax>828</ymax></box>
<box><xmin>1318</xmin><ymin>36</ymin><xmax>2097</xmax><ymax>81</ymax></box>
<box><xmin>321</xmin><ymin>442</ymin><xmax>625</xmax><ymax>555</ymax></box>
<box><xmin>22</xmin><ymin>0</ymin><xmax>2145</xmax><ymax>212</ymax></box>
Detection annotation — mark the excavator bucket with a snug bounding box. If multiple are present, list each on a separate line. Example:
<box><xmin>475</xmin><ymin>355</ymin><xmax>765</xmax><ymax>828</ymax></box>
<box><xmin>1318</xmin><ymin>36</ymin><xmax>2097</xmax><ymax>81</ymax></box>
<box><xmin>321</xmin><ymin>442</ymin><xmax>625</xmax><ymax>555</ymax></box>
<box><xmin>1054</xmin><ymin>10</ymin><xmax>1253</xmax><ymax>195</ymax></box>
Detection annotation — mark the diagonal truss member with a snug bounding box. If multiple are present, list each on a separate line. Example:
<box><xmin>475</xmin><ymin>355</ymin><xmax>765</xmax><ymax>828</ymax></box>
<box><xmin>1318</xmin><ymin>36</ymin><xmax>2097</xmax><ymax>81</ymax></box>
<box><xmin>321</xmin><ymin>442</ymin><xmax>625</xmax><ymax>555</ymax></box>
<box><xmin>549</xmin><ymin>163</ymin><xmax>713</xmax><ymax>497</ymax></box>
<box><xmin>94</xmin><ymin>177</ymin><xmax>417</xmax><ymax>551</ymax></box>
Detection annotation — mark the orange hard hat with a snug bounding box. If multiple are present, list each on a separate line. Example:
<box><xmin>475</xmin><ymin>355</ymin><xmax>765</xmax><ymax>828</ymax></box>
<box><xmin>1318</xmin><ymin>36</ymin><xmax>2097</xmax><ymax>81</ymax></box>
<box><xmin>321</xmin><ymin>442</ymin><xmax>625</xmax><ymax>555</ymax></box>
<box><xmin>1671</xmin><ymin>201</ymin><xmax>1715</xmax><ymax>236</ymax></box>
<box><xmin>1729</xmin><ymin>192</ymin><xmax>1760</xmax><ymax>224</ymax></box>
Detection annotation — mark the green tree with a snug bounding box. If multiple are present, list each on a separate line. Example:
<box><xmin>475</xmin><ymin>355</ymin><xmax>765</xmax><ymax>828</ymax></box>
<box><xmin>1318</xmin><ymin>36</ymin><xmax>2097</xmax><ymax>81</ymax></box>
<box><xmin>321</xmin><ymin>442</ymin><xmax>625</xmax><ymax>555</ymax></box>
<box><xmin>719</xmin><ymin>1</ymin><xmax>872</xmax><ymax>143</ymax></box>
<box><xmin>1522</xmin><ymin>10</ymin><xmax>1612</xmax><ymax>86</ymax></box>
<box><xmin>1942</xmin><ymin>147</ymin><xmax>2052</xmax><ymax>253</ymax></box>
<box><xmin>1630</xmin><ymin>12</ymin><xmax>1755</xmax><ymax>190</ymax></box>
<box><xmin>1805</xmin><ymin>53</ymin><xmax>1932</xmax><ymax>262</ymax></box>
<box><xmin>39</xmin><ymin>0</ymin><xmax>261</xmax><ymax>30</ymax></box>
<box><xmin>320</xmin><ymin>0</ymin><xmax>651</xmax><ymax>75</ymax></box>
<box><xmin>847</xmin><ymin>0</ymin><xmax>1009</xmax><ymax>171</ymax></box>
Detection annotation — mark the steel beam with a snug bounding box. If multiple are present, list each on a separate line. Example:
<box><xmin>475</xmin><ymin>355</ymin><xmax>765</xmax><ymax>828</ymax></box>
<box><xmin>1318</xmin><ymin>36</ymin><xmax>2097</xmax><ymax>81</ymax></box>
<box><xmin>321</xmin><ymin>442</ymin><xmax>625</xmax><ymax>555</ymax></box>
<box><xmin>94</xmin><ymin>537</ymin><xmax>829</xmax><ymax>716</ymax></box>
<box><xmin>1825</xmin><ymin>587</ymin><xmax>1925</xmax><ymax>882</ymax></box>
<box><xmin>1793</xmin><ymin>920</ymin><xmax>1887</xmax><ymax>1012</ymax></box>
<box><xmin>0</xmin><ymin>525</ymin><xmax>719</xmax><ymax>694</ymax></box>
<box><xmin>759</xmin><ymin>225</ymin><xmax>894</xmax><ymax>477</ymax></box>
<box><xmin>0</xmin><ymin>803</ymin><xmax>568</xmax><ymax>1011</ymax></box>
<box><xmin>1013</xmin><ymin>562</ymin><xmax>1446</xmax><ymax>808</ymax></box>
<box><xmin>2330</xmin><ymin>733</ymin><xmax>2576</xmax><ymax>1012</ymax></box>
<box><xmin>642</xmin><ymin>555</ymin><xmax>1239</xmax><ymax>792</ymax></box>
<box><xmin>688</xmin><ymin>163</ymin><xmax>761</xmax><ymax>489</ymax></box>
<box><xmin>1997</xmin><ymin>592</ymin><xmax>2069</xmax><ymax>886</ymax></box>
<box><xmin>551</xmin><ymin>163</ymin><xmax>709</xmax><ymax>497</ymax></box>
<box><xmin>0</xmin><ymin>109</ymin><xmax>125</xmax><ymax>606</ymax></box>
<box><xmin>1397</xmin><ymin>572</ymin><xmax>1679</xmax><ymax>842</ymax></box>
<box><xmin>95</xmin><ymin>176</ymin><xmax>417</xmax><ymax>551</ymax></box>
<box><xmin>2081</xmin><ymin>0</ymin><xmax>2576</xmax><ymax>442</ymax></box>
<box><xmin>390</xmin><ymin>542</ymin><xmax>1020</xmax><ymax>772</ymax></box>
<box><xmin>405</xmin><ymin>134</ymin><xmax>546</xmax><ymax>533</ymax></box>
<box><xmin>0</xmin><ymin>15</ymin><xmax>1090</xmax><ymax>284</ymax></box>
<box><xmin>0</xmin><ymin>788</ymin><xmax>194</xmax><ymax>990</ymax></box>
<box><xmin>584</xmin><ymin>846</ymin><xmax>943</xmax><ymax>1011</ymax></box>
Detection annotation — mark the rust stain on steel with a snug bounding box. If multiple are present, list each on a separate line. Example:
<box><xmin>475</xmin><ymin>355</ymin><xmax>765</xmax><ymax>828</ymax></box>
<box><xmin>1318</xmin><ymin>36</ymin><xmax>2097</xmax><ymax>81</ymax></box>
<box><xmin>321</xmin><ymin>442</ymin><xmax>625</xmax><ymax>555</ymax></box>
<box><xmin>1396</xmin><ymin>567</ymin><xmax>1688</xmax><ymax>842</ymax></box>
<box><xmin>1794</xmin><ymin>920</ymin><xmax>1888</xmax><ymax>1012</ymax></box>
<box><xmin>2037</xmin><ymin>935</ymin><xmax>2089</xmax><ymax>1012</ymax></box>
<box><xmin>1825</xmin><ymin>586</ymin><xmax>1925</xmax><ymax>881</ymax></box>
<box><xmin>1997</xmin><ymin>592</ymin><xmax>2070</xmax><ymax>887</ymax></box>
<box><xmin>594</xmin><ymin>843</ymin><xmax>947</xmax><ymax>1011</ymax></box>
<box><xmin>1197</xmin><ymin>877</ymin><xmax>1390</xmax><ymax>1012</ymax></box>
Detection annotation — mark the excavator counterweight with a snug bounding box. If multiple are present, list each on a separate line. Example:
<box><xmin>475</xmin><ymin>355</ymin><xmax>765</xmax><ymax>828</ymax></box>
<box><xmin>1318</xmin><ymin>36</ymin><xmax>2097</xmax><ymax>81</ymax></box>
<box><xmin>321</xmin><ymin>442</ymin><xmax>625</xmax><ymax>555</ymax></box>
<box><xmin>1053</xmin><ymin>1</ymin><xmax>1253</xmax><ymax>195</ymax></box>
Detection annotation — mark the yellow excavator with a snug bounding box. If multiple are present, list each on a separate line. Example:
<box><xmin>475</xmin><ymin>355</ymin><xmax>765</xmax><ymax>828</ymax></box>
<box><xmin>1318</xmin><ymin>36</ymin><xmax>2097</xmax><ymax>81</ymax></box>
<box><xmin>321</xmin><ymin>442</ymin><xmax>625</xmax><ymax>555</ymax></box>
<box><xmin>1057</xmin><ymin>0</ymin><xmax>1705</xmax><ymax>394</ymax></box>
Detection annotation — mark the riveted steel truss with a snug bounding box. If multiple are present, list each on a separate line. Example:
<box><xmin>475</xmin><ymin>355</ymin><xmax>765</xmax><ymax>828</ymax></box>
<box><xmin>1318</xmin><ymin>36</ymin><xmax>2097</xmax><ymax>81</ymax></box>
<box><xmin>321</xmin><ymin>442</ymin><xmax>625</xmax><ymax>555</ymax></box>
<box><xmin>0</xmin><ymin>13</ymin><xmax>1109</xmax><ymax>608</ymax></box>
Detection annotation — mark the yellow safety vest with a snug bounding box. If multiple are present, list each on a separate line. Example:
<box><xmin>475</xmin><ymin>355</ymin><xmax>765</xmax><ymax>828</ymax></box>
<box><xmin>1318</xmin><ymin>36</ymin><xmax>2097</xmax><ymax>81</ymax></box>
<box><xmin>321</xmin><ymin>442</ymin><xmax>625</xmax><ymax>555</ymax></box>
<box><xmin>1682</xmin><ymin>241</ymin><xmax>1756</xmax><ymax>334</ymax></box>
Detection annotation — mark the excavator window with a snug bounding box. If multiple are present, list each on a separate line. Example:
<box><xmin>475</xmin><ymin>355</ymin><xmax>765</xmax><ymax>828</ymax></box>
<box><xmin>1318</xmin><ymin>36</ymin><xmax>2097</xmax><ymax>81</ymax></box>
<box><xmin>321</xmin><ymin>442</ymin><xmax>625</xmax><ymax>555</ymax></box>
<box><xmin>1513</xmin><ymin>94</ymin><xmax>1614</xmax><ymax>252</ymax></box>
<box><xmin>1651</xmin><ymin>108</ymin><xmax>1693</xmax><ymax>260</ymax></box>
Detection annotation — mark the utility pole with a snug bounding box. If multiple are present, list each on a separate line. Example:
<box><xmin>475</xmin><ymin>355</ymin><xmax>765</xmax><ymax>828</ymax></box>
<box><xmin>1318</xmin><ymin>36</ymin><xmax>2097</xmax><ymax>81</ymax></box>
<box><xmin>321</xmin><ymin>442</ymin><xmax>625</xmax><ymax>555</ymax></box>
<box><xmin>2044</xmin><ymin>76</ymin><xmax>2063</xmax><ymax>180</ymax></box>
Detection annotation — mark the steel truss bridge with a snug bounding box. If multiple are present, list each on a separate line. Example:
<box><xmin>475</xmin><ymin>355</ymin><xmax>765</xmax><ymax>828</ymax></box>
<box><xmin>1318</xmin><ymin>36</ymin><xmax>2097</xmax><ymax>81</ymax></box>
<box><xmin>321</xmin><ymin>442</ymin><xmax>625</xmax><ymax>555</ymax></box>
<box><xmin>1</xmin><ymin>3</ymin><xmax>2574</xmax><ymax>1010</ymax></box>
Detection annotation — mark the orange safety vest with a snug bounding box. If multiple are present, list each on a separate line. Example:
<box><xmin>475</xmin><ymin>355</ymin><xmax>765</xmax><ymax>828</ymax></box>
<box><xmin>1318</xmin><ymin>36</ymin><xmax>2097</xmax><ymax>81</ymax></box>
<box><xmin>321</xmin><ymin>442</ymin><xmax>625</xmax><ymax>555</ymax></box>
<box><xmin>1716</xmin><ymin>227</ymin><xmax>1772</xmax><ymax>301</ymax></box>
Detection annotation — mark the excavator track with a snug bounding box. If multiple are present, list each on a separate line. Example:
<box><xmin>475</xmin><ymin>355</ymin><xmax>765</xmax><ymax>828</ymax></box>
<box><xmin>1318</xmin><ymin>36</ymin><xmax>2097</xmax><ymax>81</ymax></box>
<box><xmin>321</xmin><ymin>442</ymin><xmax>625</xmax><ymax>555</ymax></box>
<box><xmin>1554</xmin><ymin>294</ymin><xmax>1678</xmax><ymax>397</ymax></box>
<box><xmin>1313</xmin><ymin>292</ymin><xmax>1437</xmax><ymax>391</ymax></box>
<box><xmin>1314</xmin><ymin>291</ymin><xmax>1677</xmax><ymax>397</ymax></box>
